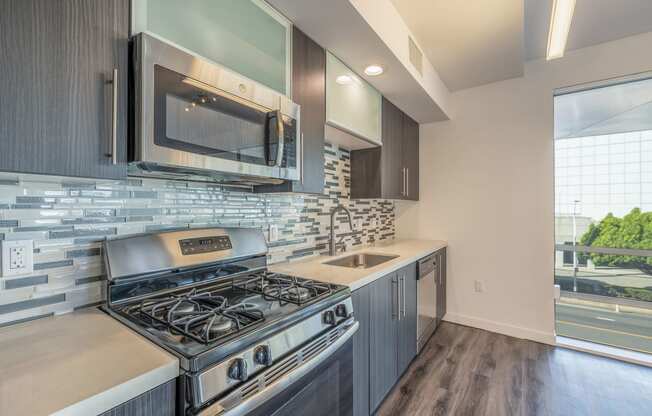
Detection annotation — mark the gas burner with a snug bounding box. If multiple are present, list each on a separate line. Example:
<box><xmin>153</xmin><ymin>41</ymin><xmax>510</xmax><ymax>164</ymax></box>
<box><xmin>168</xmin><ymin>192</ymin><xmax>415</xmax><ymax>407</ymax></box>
<box><xmin>233</xmin><ymin>272</ymin><xmax>333</xmax><ymax>305</ymax></box>
<box><xmin>133</xmin><ymin>289</ymin><xmax>265</xmax><ymax>344</ymax></box>
<box><xmin>173</xmin><ymin>300</ymin><xmax>199</xmax><ymax>314</ymax></box>
<box><xmin>203</xmin><ymin>315</ymin><xmax>233</xmax><ymax>335</ymax></box>
<box><xmin>104</xmin><ymin>227</ymin><xmax>354</xmax><ymax>414</ymax></box>
<box><xmin>287</xmin><ymin>287</ymin><xmax>311</xmax><ymax>302</ymax></box>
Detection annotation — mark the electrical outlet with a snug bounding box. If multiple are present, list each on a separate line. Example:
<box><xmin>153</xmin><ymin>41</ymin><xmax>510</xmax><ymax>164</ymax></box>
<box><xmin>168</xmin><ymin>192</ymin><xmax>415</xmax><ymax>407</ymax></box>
<box><xmin>474</xmin><ymin>280</ymin><xmax>484</xmax><ymax>293</ymax></box>
<box><xmin>1</xmin><ymin>240</ymin><xmax>34</xmax><ymax>277</ymax></box>
<box><xmin>268</xmin><ymin>224</ymin><xmax>279</xmax><ymax>242</ymax></box>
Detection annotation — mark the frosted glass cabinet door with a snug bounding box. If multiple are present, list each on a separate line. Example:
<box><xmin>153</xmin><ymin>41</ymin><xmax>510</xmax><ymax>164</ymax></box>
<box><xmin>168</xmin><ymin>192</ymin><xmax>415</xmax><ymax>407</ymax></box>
<box><xmin>326</xmin><ymin>52</ymin><xmax>382</xmax><ymax>144</ymax></box>
<box><xmin>133</xmin><ymin>0</ymin><xmax>291</xmax><ymax>95</ymax></box>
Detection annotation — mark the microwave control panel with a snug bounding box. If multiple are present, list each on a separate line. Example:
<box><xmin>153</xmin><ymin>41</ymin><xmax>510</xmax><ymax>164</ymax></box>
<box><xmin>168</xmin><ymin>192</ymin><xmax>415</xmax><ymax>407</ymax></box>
<box><xmin>179</xmin><ymin>236</ymin><xmax>232</xmax><ymax>255</ymax></box>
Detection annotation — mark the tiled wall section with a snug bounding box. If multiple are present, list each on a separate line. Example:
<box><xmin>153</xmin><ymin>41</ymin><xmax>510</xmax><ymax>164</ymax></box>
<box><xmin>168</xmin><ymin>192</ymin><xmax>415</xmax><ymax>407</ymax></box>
<box><xmin>0</xmin><ymin>143</ymin><xmax>394</xmax><ymax>326</ymax></box>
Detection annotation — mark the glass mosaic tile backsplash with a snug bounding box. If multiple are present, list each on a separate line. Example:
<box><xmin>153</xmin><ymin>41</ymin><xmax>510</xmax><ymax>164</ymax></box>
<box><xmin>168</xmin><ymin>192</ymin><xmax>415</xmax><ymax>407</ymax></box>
<box><xmin>0</xmin><ymin>143</ymin><xmax>395</xmax><ymax>326</ymax></box>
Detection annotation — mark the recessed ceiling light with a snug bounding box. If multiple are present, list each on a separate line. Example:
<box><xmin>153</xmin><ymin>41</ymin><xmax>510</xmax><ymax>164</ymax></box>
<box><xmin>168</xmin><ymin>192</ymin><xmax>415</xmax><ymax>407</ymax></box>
<box><xmin>336</xmin><ymin>75</ymin><xmax>353</xmax><ymax>85</ymax></box>
<box><xmin>364</xmin><ymin>65</ymin><xmax>384</xmax><ymax>76</ymax></box>
<box><xmin>546</xmin><ymin>0</ymin><xmax>576</xmax><ymax>60</ymax></box>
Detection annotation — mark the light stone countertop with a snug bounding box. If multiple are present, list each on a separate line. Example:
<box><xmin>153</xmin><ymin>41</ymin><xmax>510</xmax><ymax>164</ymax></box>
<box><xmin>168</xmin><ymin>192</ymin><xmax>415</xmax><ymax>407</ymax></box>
<box><xmin>270</xmin><ymin>239</ymin><xmax>447</xmax><ymax>291</ymax></box>
<box><xmin>0</xmin><ymin>309</ymin><xmax>179</xmax><ymax>416</ymax></box>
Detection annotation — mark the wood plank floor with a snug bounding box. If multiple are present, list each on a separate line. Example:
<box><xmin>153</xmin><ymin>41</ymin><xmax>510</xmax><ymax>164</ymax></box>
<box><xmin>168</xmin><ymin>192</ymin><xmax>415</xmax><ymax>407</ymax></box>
<box><xmin>376</xmin><ymin>322</ymin><xmax>652</xmax><ymax>416</ymax></box>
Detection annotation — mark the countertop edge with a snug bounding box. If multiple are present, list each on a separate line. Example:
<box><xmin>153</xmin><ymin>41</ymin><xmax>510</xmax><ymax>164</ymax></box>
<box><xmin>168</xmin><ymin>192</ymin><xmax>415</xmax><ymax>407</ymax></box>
<box><xmin>348</xmin><ymin>242</ymin><xmax>447</xmax><ymax>291</ymax></box>
<box><xmin>270</xmin><ymin>239</ymin><xmax>447</xmax><ymax>291</ymax></box>
<box><xmin>51</xmin><ymin>358</ymin><xmax>179</xmax><ymax>416</ymax></box>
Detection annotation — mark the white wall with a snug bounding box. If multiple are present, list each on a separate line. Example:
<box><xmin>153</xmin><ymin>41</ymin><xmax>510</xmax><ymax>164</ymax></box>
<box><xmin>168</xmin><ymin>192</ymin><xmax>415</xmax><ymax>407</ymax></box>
<box><xmin>396</xmin><ymin>32</ymin><xmax>652</xmax><ymax>344</ymax></box>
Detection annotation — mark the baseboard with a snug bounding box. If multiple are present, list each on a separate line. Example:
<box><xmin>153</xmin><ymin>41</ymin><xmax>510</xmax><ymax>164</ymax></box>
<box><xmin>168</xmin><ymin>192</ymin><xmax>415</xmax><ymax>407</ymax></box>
<box><xmin>443</xmin><ymin>312</ymin><xmax>556</xmax><ymax>345</ymax></box>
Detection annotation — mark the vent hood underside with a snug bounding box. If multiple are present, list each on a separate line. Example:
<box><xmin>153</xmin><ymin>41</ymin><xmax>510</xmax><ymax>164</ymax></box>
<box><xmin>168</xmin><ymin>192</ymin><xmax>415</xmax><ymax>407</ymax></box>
<box><xmin>128</xmin><ymin>162</ymin><xmax>285</xmax><ymax>189</ymax></box>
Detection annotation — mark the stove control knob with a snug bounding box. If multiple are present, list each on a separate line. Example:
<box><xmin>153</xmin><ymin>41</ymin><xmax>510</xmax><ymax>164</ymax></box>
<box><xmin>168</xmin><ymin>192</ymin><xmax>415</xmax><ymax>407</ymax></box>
<box><xmin>254</xmin><ymin>345</ymin><xmax>273</xmax><ymax>366</ymax></box>
<box><xmin>323</xmin><ymin>310</ymin><xmax>336</xmax><ymax>326</ymax></box>
<box><xmin>228</xmin><ymin>358</ymin><xmax>248</xmax><ymax>382</ymax></box>
<box><xmin>335</xmin><ymin>304</ymin><xmax>348</xmax><ymax>318</ymax></box>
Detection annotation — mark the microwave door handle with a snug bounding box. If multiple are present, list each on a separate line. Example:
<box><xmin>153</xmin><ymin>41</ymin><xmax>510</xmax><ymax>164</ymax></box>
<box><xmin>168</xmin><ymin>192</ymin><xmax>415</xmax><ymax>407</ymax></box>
<box><xmin>274</xmin><ymin>109</ymin><xmax>285</xmax><ymax>167</ymax></box>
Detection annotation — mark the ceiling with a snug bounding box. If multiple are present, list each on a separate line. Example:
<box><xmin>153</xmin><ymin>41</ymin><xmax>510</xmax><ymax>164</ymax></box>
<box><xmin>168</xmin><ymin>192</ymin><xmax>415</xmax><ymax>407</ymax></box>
<box><xmin>391</xmin><ymin>0</ymin><xmax>652</xmax><ymax>92</ymax></box>
<box><xmin>555</xmin><ymin>76</ymin><xmax>652</xmax><ymax>140</ymax></box>
<box><xmin>267</xmin><ymin>0</ymin><xmax>451</xmax><ymax>123</ymax></box>
<box><xmin>390</xmin><ymin>0</ymin><xmax>524</xmax><ymax>92</ymax></box>
<box><xmin>526</xmin><ymin>0</ymin><xmax>652</xmax><ymax>60</ymax></box>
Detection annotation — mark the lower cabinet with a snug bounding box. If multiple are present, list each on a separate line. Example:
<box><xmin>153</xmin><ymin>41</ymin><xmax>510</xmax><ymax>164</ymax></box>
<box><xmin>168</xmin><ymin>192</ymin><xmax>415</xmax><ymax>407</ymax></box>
<box><xmin>352</xmin><ymin>263</ymin><xmax>418</xmax><ymax>416</ymax></box>
<box><xmin>352</xmin><ymin>288</ymin><xmax>371</xmax><ymax>416</ymax></box>
<box><xmin>99</xmin><ymin>380</ymin><xmax>176</xmax><ymax>416</ymax></box>
<box><xmin>397</xmin><ymin>262</ymin><xmax>417</xmax><ymax>375</ymax></box>
<box><xmin>369</xmin><ymin>272</ymin><xmax>399</xmax><ymax>411</ymax></box>
<box><xmin>435</xmin><ymin>248</ymin><xmax>447</xmax><ymax>323</ymax></box>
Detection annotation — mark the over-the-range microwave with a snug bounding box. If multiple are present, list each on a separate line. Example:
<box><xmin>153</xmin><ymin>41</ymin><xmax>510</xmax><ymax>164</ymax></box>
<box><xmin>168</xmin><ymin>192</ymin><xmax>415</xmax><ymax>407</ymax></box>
<box><xmin>130</xmin><ymin>33</ymin><xmax>300</xmax><ymax>186</ymax></box>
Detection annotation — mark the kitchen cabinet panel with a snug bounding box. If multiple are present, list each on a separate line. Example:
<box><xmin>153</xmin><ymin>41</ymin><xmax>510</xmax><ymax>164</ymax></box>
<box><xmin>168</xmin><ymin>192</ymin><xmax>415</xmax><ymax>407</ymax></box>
<box><xmin>99</xmin><ymin>380</ymin><xmax>175</xmax><ymax>416</ymax></box>
<box><xmin>369</xmin><ymin>272</ymin><xmax>399</xmax><ymax>412</ymax></box>
<box><xmin>135</xmin><ymin>0</ymin><xmax>291</xmax><ymax>95</ymax></box>
<box><xmin>436</xmin><ymin>248</ymin><xmax>447</xmax><ymax>323</ymax></box>
<box><xmin>326</xmin><ymin>52</ymin><xmax>382</xmax><ymax>144</ymax></box>
<box><xmin>352</xmin><ymin>286</ymin><xmax>370</xmax><ymax>416</ymax></box>
<box><xmin>257</xmin><ymin>26</ymin><xmax>325</xmax><ymax>194</ymax></box>
<box><xmin>402</xmin><ymin>113</ymin><xmax>420</xmax><ymax>201</ymax></box>
<box><xmin>397</xmin><ymin>262</ymin><xmax>417</xmax><ymax>376</ymax></box>
<box><xmin>353</xmin><ymin>261</ymin><xmax>420</xmax><ymax>415</ymax></box>
<box><xmin>350</xmin><ymin>97</ymin><xmax>419</xmax><ymax>200</ymax></box>
<box><xmin>0</xmin><ymin>0</ymin><xmax>128</xmax><ymax>179</ymax></box>
<box><xmin>380</xmin><ymin>98</ymin><xmax>405</xmax><ymax>200</ymax></box>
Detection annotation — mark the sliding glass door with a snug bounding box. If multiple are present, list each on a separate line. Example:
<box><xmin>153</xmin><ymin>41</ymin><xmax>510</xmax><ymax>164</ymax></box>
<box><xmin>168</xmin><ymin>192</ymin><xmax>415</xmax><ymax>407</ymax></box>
<box><xmin>554</xmin><ymin>74</ymin><xmax>652</xmax><ymax>353</ymax></box>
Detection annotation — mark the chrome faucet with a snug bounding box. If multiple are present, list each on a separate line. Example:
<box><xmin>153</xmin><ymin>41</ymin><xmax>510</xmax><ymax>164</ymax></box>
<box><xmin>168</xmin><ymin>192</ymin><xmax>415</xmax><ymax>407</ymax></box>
<box><xmin>329</xmin><ymin>204</ymin><xmax>354</xmax><ymax>256</ymax></box>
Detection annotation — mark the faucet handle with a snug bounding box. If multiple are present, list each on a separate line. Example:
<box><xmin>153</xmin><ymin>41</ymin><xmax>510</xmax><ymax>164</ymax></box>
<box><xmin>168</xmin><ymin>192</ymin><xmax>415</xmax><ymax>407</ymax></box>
<box><xmin>336</xmin><ymin>235</ymin><xmax>347</xmax><ymax>253</ymax></box>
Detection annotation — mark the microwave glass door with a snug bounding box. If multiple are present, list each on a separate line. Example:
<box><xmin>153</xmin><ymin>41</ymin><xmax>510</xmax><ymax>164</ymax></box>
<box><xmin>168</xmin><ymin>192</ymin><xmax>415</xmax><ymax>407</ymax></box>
<box><xmin>153</xmin><ymin>65</ymin><xmax>296</xmax><ymax>169</ymax></box>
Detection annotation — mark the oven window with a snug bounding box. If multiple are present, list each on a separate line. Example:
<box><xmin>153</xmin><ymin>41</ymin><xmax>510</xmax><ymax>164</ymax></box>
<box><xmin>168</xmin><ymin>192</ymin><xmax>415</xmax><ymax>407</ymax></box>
<box><xmin>153</xmin><ymin>65</ymin><xmax>295</xmax><ymax>168</ymax></box>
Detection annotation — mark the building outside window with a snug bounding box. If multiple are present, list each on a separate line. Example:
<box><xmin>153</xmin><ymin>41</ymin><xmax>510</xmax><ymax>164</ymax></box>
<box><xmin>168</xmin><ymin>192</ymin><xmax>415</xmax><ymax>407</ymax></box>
<box><xmin>554</xmin><ymin>74</ymin><xmax>652</xmax><ymax>354</ymax></box>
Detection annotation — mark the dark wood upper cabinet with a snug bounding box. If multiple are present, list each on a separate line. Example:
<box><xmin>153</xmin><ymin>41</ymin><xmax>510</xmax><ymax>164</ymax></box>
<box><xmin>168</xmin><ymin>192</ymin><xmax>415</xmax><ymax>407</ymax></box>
<box><xmin>258</xmin><ymin>26</ymin><xmax>325</xmax><ymax>194</ymax></box>
<box><xmin>0</xmin><ymin>0</ymin><xmax>129</xmax><ymax>180</ymax></box>
<box><xmin>402</xmin><ymin>112</ymin><xmax>419</xmax><ymax>201</ymax></box>
<box><xmin>350</xmin><ymin>97</ymin><xmax>419</xmax><ymax>200</ymax></box>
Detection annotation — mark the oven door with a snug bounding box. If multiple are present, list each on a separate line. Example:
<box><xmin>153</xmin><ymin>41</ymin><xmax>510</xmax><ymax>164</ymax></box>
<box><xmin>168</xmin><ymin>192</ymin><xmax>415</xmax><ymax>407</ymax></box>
<box><xmin>195</xmin><ymin>320</ymin><xmax>357</xmax><ymax>416</ymax></box>
<box><xmin>133</xmin><ymin>33</ymin><xmax>300</xmax><ymax>182</ymax></box>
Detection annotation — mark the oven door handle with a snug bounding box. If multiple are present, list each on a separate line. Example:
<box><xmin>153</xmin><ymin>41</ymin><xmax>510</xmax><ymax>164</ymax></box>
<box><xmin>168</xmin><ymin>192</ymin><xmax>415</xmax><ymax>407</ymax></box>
<box><xmin>201</xmin><ymin>319</ymin><xmax>359</xmax><ymax>416</ymax></box>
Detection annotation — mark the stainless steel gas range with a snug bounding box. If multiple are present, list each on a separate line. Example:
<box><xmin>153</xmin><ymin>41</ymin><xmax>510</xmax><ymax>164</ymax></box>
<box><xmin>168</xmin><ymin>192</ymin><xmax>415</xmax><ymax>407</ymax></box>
<box><xmin>101</xmin><ymin>227</ymin><xmax>357</xmax><ymax>416</ymax></box>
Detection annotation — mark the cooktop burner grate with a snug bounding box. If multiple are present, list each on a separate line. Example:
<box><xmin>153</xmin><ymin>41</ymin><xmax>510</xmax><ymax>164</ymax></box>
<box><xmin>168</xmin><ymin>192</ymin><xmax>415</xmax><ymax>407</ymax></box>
<box><xmin>232</xmin><ymin>272</ymin><xmax>333</xmax><ymax>305</ymax></box>
<box><xmin>134</xmin><ymin>288</ymin><xmax>265</xmax><ymax>344</ymax></box>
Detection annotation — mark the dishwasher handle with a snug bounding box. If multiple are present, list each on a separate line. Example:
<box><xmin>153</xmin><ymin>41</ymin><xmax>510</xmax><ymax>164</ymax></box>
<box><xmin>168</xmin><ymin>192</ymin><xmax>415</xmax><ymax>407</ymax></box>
<box><xmin>417</xmin><ymin>254</ymin><xmax>437</xmax><ymax>280</ymax></box>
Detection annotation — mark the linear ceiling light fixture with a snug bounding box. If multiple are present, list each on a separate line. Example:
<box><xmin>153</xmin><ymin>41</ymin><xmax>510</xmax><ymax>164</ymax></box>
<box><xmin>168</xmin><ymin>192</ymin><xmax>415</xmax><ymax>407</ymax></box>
<box><xmin>546</xmin><ymin>0</ymin><xmax>576</xmax><ymax>60</ymax></box>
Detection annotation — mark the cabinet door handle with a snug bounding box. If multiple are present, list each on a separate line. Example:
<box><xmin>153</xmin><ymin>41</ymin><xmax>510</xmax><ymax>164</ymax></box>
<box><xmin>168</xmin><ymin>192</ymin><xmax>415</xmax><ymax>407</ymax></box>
<box><xmin>437</xmin><ymin>255</ymin><xmax>442</xmax><ymax>285</ymax></box>
<box><xmin>110</xmin><ymin>68</ymin><xmax>118</xmax><ymax>164</ymax></box>
<box><xmin>300</xmin><ymin>132</ymin><xmax>304</xmax><ymax>184</ymax></box>
<box><xmin>402</xmin><ymin>167</ymin><xmax>406</xmax><ymax>196</ymax></box>
<box><xmin>398</xmin><ymin>275</ymin><xmax>402</xmax><ymax>321</ymax></box>
<box><xmin>401</xmin><ymin>275</ymin><xmax>406</xmax><ymax>318</ymax></box>
<box><xmin>391</xmin><ymin>277</ymin><xmax>398</xmax><ymax>320</ymax></box>
<box><xmin>406</xmin><ymin>168</ymin><xmax>409</xmax><ymax>197</ymax></box>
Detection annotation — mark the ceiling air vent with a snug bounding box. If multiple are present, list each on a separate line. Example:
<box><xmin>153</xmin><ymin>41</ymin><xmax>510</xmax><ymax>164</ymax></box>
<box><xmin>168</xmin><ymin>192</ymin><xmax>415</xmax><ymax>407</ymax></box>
<box><xmin>408</xmin><ymin>36</ymin><xmax>423</xmax><ymax>76</ymax></box>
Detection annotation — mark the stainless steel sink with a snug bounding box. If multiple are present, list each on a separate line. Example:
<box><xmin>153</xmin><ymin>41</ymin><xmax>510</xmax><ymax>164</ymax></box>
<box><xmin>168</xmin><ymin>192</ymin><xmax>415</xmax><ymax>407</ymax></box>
<box><xmin>323</xmin><ymin>253</ymin><xmax>399</xmax><ymax>269</ymax></box>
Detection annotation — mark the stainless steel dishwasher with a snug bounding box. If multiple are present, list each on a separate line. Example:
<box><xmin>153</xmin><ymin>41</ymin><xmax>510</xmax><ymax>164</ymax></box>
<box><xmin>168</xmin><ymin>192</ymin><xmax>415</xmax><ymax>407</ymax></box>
<box><xmin>417</xmin><ymin>253</ymin><xmax>438</xmax><ymax>353</ymax></box>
